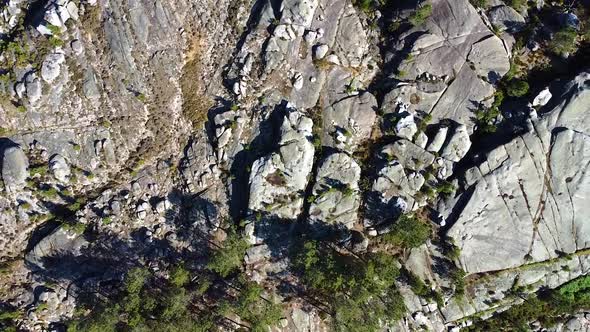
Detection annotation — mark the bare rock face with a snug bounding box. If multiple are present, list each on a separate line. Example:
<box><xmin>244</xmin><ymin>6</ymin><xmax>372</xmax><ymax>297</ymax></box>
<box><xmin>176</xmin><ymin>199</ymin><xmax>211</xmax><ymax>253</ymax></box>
<box><xmin>308</xmin><ymin>152</ymin><xmax>361</xmax><ymax>231</ymax></box>
<box><xmin>248</xmin><ymin>110</ymin><xmax>315</xmax><ymax>219</ymax></box>
<box><xmin>488</xmin><ymin>5</ymin><xmax>526</xmax><ymax>33</ymax></box>
<box><xmin>321</xmin><ymin>91</ymin><xmax>377</xmax><ymax>153</ymax></box>
<box><xmin>448</xmin><ymin>72</ymin><xmax>590</xmax><ymax>274</ymax></box>
<box><xmin>386</xmin><ymin>0</ymin><xmax>510</xmax><ymax>132</ymax></box>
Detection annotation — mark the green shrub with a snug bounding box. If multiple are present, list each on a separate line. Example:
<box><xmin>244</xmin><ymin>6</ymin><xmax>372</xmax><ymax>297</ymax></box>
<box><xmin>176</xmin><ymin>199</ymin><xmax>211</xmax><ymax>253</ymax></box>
<box><xmin>402</xmin><ymin>268</ymin><xmax>443</xmax><ymax>305</ymax></box>
<box><xmin>29</xmin><ymin>165</ymin><xmax>49</xmax><ymax>176</ymax></box>
<box><xmin>230</xmin><ymin>281</ymin><xmax>283</xmax><ymax>332</ymax></box>
<box><xmin>409</xmin><ymin>3</ymin><xmax>433</xmax><ymax>26</ymax></box>
<box><xmin>353</xmin><ymin>0</ymin><xmax>374</xmax><ymax>12</ymax></box>
<box><xmin>506</xmin><ymin>79</ymin><xmax>529</xmax><ymax>97</ymax></box>
<box><xmin>61</xmin><ymin>221</ymin><xmax>86</xmax><ymax>234</ymax></box>
<box><xmin>46</xmin><ymin>24</ymin><xmax>62</xmax><ymax>35</ymax></box>
<box><xmin>49</xmin><ymin>36</ymin><xmax>64</xmax><ymax>48</ymax></box>
<box><xmin>550</xmin><ymin>27</ymin><xmax>578</xmax><ymax>55</ymax></box>
<box><xmin>506</xmin><ymin>0</ymin><xmax>527</xmax><ymax>11</ymax></box>
<box><xmin>206</xmin><ymin>228</ymin><xmax>249</xmax><ymax>277</ymax></box>
<box><xmin>169</xmin><ymin>265</ymin><xmax>190</xmax><ymax>287</ymax></box>
<box><xmin>436</xmin><ymin>180</ymin><xmax>455</xmax><ymax>196</ymax></box>
<box><xmin>136</xmin><ymin>93</ymin><xmax>147</xmax><ymax>102</ymax></box>
<box><xmin>469</xmin><ymin>0</ymin><xmax>487</xmax><ymax>8</ymax></box>
<box><xmin>39</xmin><ymin>187</ymin><xmax>59</xmax><ymax>199</ymax></box>
<box><xmin>381</xmin><ymin>214</ymin><xmax>432</xmax><ymax>249</ymax></box>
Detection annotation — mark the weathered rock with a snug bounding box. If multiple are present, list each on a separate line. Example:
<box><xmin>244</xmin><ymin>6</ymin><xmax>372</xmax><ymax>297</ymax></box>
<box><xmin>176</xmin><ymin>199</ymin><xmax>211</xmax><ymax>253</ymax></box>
<box><xmin>49</xmin><ymin>154</ymin><xmax>70</xmax><ymax>183</ymax></box>
<box><xmin>467</xmin><ymin>36</ymin><xmax>511</xmax><ymax>82</ymax></box>
<box><xmin>321</xmin><ymin>91</ymin><xmax>377</xmax><ymax>153</ymax></box>
<box><xmin>248</xmin><ymin>110</ymin><xmax>314</xmax><ymax>219</ymax></box>
<box><xmin>41</xmin><ymin>52</ymin><xmax>66</xmax><ymax>83</ymax></box>
<box><xmin>25</xmin><ymin>75</ymin><xmax>42</xmax><ymax>104</ymax></box>
<box><xmin>245</xmin><ymin>244</ymin><xmax>271</xmax><ymax>264</ymax></box>
<box><xmin>70</xmin><ymin>39</ymin><xmax>83</xmax><ymax>55</ymax></box>
<box><xmin>427</xmin><ymin>126</ymin><xmax>448</xmax><ymax>153</ymax></box>
<box><xmin>372</xmin><ymin>159</ymin><xmax>425</xmax><ymax>213</ymax></box>
<box><xmin>395</xmin><ymin>111</ymin><xmax>418</xmax><ymax>141</ymax></box>
<box><xmin>388</xmin><ymin>0</ymin><xmax>508</xmax><ymax>131</ymax></box>
<box><xmin>414</xmin><ymin>131</ymin><xmax>429</xmax><ymax>149</ymax></box>
<box><xmin>488</xmin><ymin>5</ymin><xmax>526</xmax><ymax>32</ymax></box>
<box><xmin>313</xmin><ymin>44</ymin><xmax>329</xmax><ymax>59</ymax></box>
<box><xmin>440</xmin><ymin>124</ymin><xmax>471</xmax><ymax>162</ymax></box>
<box><xmin>308</xmin><ymin>152</ymin><xmax>361</xmax><ymax>231</ymax></box>
<box><xmin>25</xmin><ymin>226</ymin><xmax>89</xmax><ymax>269</ymax></box>
<box><xmin>447</xmin><ymin>72</ymin><xmax>590</xmax><ymax>274</ymax></box>
<box><xmin>1</xmin><ymin>144</ymin><xmax>28</xmax><ymax>192</ymax></box>
<box><xmin>532</xmin><ymin>87</ymin><xmax>552</xmax><ymax>107</ymax></box>
<box><xmin>382</xmin><ymin>140</ymin><xmax>435</xmax><ymax>172</ymax></box>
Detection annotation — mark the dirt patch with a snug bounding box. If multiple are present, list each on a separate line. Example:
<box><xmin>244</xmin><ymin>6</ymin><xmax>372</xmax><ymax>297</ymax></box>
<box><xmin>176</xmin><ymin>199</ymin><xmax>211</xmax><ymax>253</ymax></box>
<box><xmin>181</xmin><ymin>34</ymin><xmax>214</xmax><ymax>130</ymax></box>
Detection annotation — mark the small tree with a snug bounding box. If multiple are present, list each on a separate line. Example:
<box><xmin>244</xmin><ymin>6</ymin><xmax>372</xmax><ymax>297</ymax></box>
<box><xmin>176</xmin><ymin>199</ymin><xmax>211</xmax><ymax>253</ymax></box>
<box><xmin>381</xmin><ymin>214</ymin><xmax>432</xmax><ymax>249</ymax></box>
<box><xmin>550</xmin><ymin>27</ymin><xmax>577</xmax><ymax>55</ymax></box>
<box><xmin>409</xmin><ymin>3</ymin><xmax>433</xmax><ymax>26</ymax></box>
<box><xmin>206</xmin><ymin>228</ymin><xmax>249</xmax><ymax>277</ymax></box>
<box><xmin>506</xmin><ymin>79</ymin><xmax>529</xmax><ymax>97</ymax></box>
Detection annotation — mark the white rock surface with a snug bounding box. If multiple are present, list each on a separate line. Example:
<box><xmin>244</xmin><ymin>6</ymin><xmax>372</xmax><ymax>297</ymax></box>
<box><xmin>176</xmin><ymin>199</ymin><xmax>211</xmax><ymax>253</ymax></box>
<box><xmin>448</xmin><ymin>72</ymin><xmax>590</xmax><ymax>274</ymax></box>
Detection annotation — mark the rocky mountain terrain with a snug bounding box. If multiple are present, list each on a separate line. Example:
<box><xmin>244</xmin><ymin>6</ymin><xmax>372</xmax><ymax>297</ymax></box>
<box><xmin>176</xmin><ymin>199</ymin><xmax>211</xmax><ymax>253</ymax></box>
<box><xmin>0</xmin><ymin>0</ymin><xmax>589</xmax><ymax>330</ymax></box>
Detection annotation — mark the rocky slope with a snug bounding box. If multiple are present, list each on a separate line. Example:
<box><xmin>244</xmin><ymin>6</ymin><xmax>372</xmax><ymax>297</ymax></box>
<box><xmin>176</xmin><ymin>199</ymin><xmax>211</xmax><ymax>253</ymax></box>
<box><xmin>0</xmin><ymin>0</ymin><xmax>589</xmax><ymax>330</ymax></box>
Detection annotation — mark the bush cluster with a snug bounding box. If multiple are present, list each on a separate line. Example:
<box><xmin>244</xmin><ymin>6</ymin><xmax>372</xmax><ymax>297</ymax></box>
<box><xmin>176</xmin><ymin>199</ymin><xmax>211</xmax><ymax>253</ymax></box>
<box><xmin>380</xmin><ymin>214</ymin><xmax>432</xmax><ymax>249</ymax></box>
<box><xmin>293</xmin><ymin>240</ymin><xmax>406</xmax><ymax>331</ymax></box>
<box><xmin>467</xmin><ymin>275</ymin><xmax>590</xmax><ymax>331</ymax></box>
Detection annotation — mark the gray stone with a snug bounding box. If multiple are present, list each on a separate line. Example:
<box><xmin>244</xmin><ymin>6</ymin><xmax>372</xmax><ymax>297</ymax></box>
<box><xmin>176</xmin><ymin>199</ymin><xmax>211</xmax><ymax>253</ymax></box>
<box><xmin>244</xmin><ymin>244</ymin><xmax>271</xmax><ymax>264</ymax></box>
<box><xmin>25</xmin><ymin>226</ymin><xmax>88</xmax><ymax>268</ymax></box>
<box><xmin>321</xmin><ymin>91</ymin><xmax>377</xmax><ymax>153</ymax></box>
<box><xmin>41</xmin><ymin>52</ymin><xmax>66</xmax><ymax>83</ymax></box>
<box><xmin>488</xmin><ymin>5</ymin><xmax>526</xmax><ymax>32</ymax></box>
<box><xmin>440</xmin><ymin>124</ymin><xmax>471</xmax><ymax>162</ymax></box>
<box><xmin>49</xmin><ymin>154</ymin><xmax>70</xmax><ymax>183</ymax></box>
<box><xmin>426</xmin><ymin>126</ymin><xmax>448</xmax><ymax>153</ymax></box>
<box><xmin>70</xmin><ymin>39</ymin><xmax>83</xmax><ymax>55</ymax></box>
<box><xmin>313</xmin><ymin>44</ymin><xmax>329</xmax><ymax>59</ymax></box>
<box><xmin>1</xmin><ymin>144</ymin><xmax>28</xmax><ymax>192</ymax></box>
<box><xmin>395</xmin><ymin>111</ymin><xmax>418</xmax><ymax>141</ymax></box>
<box><xmin>414</xmin><ymin>131</ymin><xmax>428</xmax><ymax>149</ymax></box>
<box><xmin>468</xmin><ymin>36</ymin><xmax>511</xmax><ymax>82</ymax></box>
<box><xmin>308</xmin><ymin>152</ymin><xmax>361</xmax><ymax>230</ymax></box>
<box><xmin>447</xmin><ymin>72</ymin><xmax>590</xmax><ymax>274</ymax></box>
<box><xmin>25</xmin><ymin>75</ymin><xmax>42</xmax><ymax>104</ymax></box>
<box><xmin>248</xmin><ymin>110</ymin><xmax>314</xmax><ymax>219</ymax></box>
<box><xmin>532</xmin><ymin>87</ymin><xmax>552</xmax><ymax>107</ymax></box>
<box><xmin>382</xmin><ymin>140</ymin><xmax>435</xmax><ymax>172</ymax></box>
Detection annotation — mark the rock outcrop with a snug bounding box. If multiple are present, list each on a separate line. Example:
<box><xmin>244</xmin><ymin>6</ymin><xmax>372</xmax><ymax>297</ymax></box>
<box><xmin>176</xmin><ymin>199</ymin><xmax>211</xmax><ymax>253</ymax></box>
<box><xmin>308</xmin><ymin>152</ymin><xmax>361</xmax><ymax>231</ymax></box>
<box><xmin>1</xmin><ymin>143</ymin><xmax>28</xmax><ymax>192</ymax></box>
<box><xmin>447</xmin><ymin>72</ymin><xmax>590</xmax><ymax>274</ymax></box>
<box><xmin>248</xmin><ymin>110</ymin><xmax>315</xmax><ymax>219</ymax></box>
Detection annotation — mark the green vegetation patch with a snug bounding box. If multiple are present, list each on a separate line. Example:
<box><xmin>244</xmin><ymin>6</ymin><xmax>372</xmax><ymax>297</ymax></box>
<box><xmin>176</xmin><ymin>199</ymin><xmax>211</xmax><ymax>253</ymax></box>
<box><xmin>293</xmin><ymin>240</ymin><xmax>406</xmax><ymax>331</ymax></box>
<box><xmin>467</xmin><ymin>275</ymin><xmax>590</xmax><ymax>331</ymax></box>
<box><xmin>380</xmin><ymin>214</ymin><xmax>432</xmax><ymax>249</ymax></box>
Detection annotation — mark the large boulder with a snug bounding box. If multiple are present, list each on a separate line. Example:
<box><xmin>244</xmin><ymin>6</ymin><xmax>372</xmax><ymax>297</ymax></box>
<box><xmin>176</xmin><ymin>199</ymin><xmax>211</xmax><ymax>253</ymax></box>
<box><xmin>488</xmin><ymin>5</ymin><xmax>526</xmax><ymax>33</ymax></box>
<box><xmin>248</xmin><ymin>110</ymin><xmax>315</xmax><ymax>219</ymax></box>
<box><xmin>1</xmin><ymin>143</ymin><xmax>29</xmax><ymax>192</ymax></box>
<box><xmin>321</xmin><ymin>91</ymin><xmax>377</xmax><ymax>153</ymax></box>
<box><xmin>308</xmin><ymin>152</ymin><xmax>361</xmax><ymax>231</ymax></box>
<box><xmin>25</xmin><ymin>226</ymin><xmax>89</xmax><ymax>269</ymax></box>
